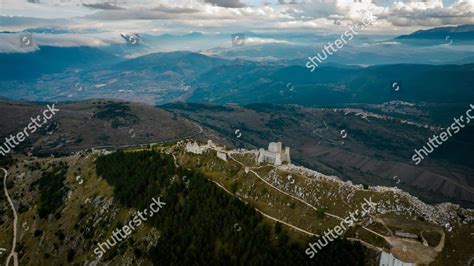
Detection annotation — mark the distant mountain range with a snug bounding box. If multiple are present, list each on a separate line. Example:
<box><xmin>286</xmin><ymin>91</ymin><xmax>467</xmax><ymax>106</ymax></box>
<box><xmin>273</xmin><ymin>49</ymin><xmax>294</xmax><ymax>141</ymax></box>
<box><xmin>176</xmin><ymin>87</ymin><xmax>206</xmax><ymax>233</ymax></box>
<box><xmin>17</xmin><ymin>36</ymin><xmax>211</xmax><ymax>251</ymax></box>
<box><xmin>190</xmin><ymin>62</ymin><xmax>474</xmax><ymax>106</ymax></box>
<box><xmin>397</xmin><ymin>24</ymin><xmax>474</xmax><ymax>40</ymax></box>
<box><xmin>0</xmin><ymin>46</ymin><xmax>120</xmax><ymax>81</ymax></box>
<box><xmin>0</xmin><ymin>24</ymin><xmax>473</xmax><ymax>105</ymax></box>
<box><xmin>2</xmin><ymin>24</ymin><xmax>474</xmax><ymax>65</ymax></box>
<box><xmin>0</xmin><ymin>47</ymin><xmax>473</xmax><ymax>107</ymax></box>
<box><xmin>114</xmin><ymin>51</ymin><xmax>230</xmax><ymax>77</ymax></box>
<box><xmin>395</xmin><ymin>24</ymin><xmax>474</xmax><ymax>45</ymax></box>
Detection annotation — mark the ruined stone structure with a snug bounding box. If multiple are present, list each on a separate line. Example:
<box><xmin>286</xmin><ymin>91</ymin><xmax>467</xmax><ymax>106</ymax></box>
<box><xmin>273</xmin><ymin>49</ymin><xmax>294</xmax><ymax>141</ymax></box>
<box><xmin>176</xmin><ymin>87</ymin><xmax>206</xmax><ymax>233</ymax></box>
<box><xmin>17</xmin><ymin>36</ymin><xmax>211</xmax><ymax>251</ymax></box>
<box><xmin>379</xmin><ymin>251</ymin><xmax>414</xmax><ymax>266</ymax></box>
<box><xmin>186</xmin><ymin>140</ymin><xmax>218</xmax><ymax>155</ymax></box>
<box><xmin>186</xmin><ymin>141</ymin><xmax>205</xmax><ymax>154</ymax></box>
<box><xmin>216</xmin><ymin>151</ymin><xmax>227</xmax><ymax>161</ymax></box>
<box><xmin>257</xmin><ymin>142</ymin><xmax>291</xmax><ymax>166</ymax></box>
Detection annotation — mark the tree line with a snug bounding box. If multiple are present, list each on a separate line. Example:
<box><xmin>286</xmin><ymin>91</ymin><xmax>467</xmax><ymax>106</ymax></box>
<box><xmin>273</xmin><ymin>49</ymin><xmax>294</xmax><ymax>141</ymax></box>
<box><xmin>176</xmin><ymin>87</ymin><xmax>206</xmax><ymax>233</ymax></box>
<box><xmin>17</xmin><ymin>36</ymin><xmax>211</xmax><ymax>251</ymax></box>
<box><xmin>96</xmin><ymin>150</ymin><xmax>367</xmax><ymax>265</ymax></box>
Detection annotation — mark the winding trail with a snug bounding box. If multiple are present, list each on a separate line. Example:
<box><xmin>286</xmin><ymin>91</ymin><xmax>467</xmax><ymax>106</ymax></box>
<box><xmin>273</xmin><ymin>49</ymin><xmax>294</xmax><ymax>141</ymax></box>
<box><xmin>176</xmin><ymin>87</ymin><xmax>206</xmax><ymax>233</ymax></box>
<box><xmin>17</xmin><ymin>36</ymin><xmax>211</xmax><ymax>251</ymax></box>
<box><xmin>2</xmin><ymin>168</ymin><xmax>18</xmax><ymax>266</ymax></box>
<box><xmin>254</xmin><ymin>208</ymin><xmax>319</xmax><ymax>237</ymax></box>
<box><xmin>434</xmin><ymin>231</ymin><xmax>446</xmax><ymax>253</ymax></box>
<box><xmin>194</xmin><ymin>149</ymin><xmax>386</xmax><ymax>246</ymax></box>
<box><xmin>169</xmin><ymin>152</ymin><xmax>319</xmax><ymax>237</ymax></box>
<box><xmin>220</xmin><ymin>150</ymin><xmax>388</xmax><ymax>241</ymax></box>
<box><xmin>208</xmin><ymin>178</ymin><xmax>319</xmax><ymax>237</ymax></box>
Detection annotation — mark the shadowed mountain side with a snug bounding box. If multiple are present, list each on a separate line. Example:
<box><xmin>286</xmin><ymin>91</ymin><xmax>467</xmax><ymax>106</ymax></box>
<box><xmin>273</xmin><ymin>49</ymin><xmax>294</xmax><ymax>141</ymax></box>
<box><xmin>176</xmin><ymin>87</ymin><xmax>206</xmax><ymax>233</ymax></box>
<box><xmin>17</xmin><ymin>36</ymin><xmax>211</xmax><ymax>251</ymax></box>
<box><xmin>0</xmin><ymin>99</ymin><xmax>201</xmax><ymax>155</ymax></box>
<box><xmin>189</xmin><ymin>63</ymin><xmax>474</xmax><ymax>106</ymax></box>
<box><xmin>398</xmin><ymin>25</ymin><xmax>474</xmax><ymax>39</ymax></box>
<box><xmin>163</xmin><ymin>102</ymin><xmax>474</xmax><ymax>208</ymax></box>
<box><xmin>1</xmin><ymin>50</ymin><xmax>473</xmax><ymax>108</ymax></box>
<box><xmin>113</xmin><ymin>51</ymin><xmax>231</xmax><ymax>76</ymax></box>
<box><xmin>0</xmin><ymin>46</ymin><xmax>120</xmax><ymax>81</ymax></box>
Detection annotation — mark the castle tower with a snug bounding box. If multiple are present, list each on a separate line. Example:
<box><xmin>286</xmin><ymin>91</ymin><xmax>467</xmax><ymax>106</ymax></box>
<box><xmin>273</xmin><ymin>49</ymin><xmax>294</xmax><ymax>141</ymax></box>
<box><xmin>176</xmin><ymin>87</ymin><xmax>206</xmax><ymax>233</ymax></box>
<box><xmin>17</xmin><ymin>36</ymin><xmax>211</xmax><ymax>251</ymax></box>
<box><xmin>284</xmin><ymin>147</ymin><xmax>291</xmax><ymax>164</ymax></box>
<box><xmin>268</xmin><ymin>142</ymin><xmax>282</xmax><ymax>154</ymax></box>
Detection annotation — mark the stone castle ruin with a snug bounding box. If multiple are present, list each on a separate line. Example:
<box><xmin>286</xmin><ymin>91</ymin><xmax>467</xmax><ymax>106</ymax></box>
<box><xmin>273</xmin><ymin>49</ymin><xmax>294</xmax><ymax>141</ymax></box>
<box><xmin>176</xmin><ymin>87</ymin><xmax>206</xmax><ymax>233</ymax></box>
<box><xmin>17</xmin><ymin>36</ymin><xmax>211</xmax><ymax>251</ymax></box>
<box><xmin>257</xmin><ymin>142</ymin><xmax>291</xmax><ymax>166</ymax></box>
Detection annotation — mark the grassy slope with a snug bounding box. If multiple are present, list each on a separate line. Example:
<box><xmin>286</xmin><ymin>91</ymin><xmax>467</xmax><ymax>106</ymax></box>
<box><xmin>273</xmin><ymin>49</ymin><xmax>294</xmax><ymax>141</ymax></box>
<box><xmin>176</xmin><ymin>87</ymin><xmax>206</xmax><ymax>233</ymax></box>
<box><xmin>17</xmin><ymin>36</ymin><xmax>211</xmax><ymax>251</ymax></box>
<box><xmin>0</xmin><ymin>142</ymin><xmax>472</xmax><ymax>265</ymax></box>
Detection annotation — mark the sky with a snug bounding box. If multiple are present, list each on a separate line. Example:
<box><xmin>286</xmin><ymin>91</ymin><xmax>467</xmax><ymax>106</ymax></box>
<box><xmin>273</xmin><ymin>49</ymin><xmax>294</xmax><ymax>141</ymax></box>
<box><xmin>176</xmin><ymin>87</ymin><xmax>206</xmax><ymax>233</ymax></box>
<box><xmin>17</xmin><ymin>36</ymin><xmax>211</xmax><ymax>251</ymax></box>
<box><xmin>0</xmin><ymin>0</ymin><xmax>473</xmax><ymax>52</ymax></box>
<box><xmin>1</xmin><ymin>0</ymin><xmax>473</xmax><ymax>32</ymax></box>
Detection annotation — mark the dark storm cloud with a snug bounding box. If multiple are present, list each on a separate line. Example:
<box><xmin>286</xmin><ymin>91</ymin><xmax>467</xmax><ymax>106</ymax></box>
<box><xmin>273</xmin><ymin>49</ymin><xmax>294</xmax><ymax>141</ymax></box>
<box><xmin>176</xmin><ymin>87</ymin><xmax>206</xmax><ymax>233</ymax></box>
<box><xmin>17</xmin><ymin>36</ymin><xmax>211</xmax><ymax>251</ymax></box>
<box><xmin>203</xmin><ymin>0</ymin><xmax>246</xmax><ymax>8</ymax></box>
<box><xmin>83</xmin><ymin>3</ymin><xmax>125</xmax><ymax>10</ymax></box>
<box><xmin>151</xmin><ymin>5</ymin><xmax>200</xmax><ymax>14</ymax></box>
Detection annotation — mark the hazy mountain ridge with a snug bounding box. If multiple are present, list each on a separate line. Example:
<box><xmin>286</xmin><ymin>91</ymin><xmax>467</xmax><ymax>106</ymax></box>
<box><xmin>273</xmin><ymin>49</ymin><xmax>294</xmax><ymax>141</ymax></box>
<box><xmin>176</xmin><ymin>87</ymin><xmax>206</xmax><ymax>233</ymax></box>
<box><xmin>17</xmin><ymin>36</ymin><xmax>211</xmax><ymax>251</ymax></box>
<box><xmin>0</xmin><ymin>46</ymin><xmax>121</xmax><ymax>81</ymax></box>
<box><xmin>190</xmin><ymin>62</ymin><xmax>474</xmax><ymax>106</ymax></box>
<box><xmin>396</xmin><ymin>24</ymin><xmax>474</xmax><ymax>40</ymax></box>
<box><xmin>113</xmin><ymin>51</ymin><xmax>232</xmax><ymax>80</ymax></box>
<box><xmin>2</xmin><ymin>48</ymin><xmax>473</xmax><ymax>108</ymax></box>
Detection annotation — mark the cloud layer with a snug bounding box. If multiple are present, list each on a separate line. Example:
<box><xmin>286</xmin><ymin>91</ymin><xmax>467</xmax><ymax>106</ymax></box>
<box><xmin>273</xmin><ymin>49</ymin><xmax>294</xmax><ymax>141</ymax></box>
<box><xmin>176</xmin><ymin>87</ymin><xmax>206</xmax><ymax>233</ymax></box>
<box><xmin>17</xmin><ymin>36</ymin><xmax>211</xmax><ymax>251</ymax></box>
<box><xmin>0</xmin><ymin>0</ymin><xmax>473</xmax><ymax>52</ymax></box>
<box><xmin>1</xmin><ymin>0</ymin><xmax>473</xmax><ymax>33</ymax></box>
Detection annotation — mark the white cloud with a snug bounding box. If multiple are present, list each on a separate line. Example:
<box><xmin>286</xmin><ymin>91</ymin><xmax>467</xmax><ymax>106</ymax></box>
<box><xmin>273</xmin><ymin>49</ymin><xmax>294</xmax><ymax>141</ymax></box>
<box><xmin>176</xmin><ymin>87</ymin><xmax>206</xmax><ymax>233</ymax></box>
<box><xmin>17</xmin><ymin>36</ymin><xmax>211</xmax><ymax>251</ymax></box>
<box><xmin>245</xmin><ymin>37</ymin><xmax>290</xmax><ymax>44</ymax></box>
<box><xmin>0</xmin><ymin>0</ymin><xmax>473</xmax><ymax>44</ymax></box>
<box><xmin>385</xmin><ymin>0</ymin><xmax>474</xmax><ymax>26</ymax></box>
<box><xmin>0</xmin><ymin>33</ymin><xmax>113</xmax><ymax>53</ymax></box>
